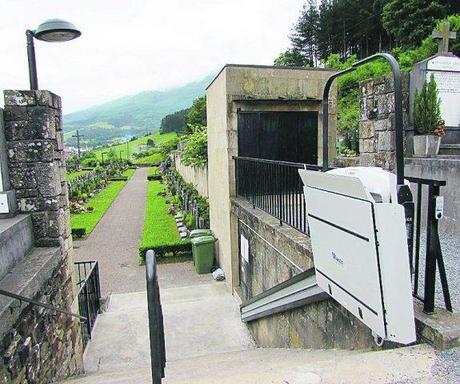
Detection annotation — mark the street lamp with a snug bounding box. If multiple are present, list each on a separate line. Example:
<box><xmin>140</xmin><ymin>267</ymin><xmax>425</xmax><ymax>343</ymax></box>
<box><xmin>26</xmin><ymin>19</ymin><xmax>81</xmax><ymax>90</ymax></box>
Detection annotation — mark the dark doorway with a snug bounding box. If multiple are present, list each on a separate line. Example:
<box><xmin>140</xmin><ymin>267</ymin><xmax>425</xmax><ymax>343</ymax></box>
<box><xmin>237</xmin><ymin>111</ymin><xmax>318</xmax><ymax>164</ymax></box>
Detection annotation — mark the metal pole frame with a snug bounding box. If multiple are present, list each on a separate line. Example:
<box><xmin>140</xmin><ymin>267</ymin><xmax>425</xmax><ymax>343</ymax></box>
<box><xmin>26</xmin><ymin>30</ymin><xmax>39</xmax><ymax>90</ymax></box>
<box><xmin>322</xmin><ymin>53</ymin><xmax>414</xmax><ymax>259</ymax></box>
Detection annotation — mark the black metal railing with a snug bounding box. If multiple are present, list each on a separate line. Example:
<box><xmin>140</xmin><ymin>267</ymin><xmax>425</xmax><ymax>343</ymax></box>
<box><xmin>235</xmin><ymin>156</ymin><xmax>321</xmax><ymax>234</ymax></box>
<box><xmin>406</xmin><ymin>177</ymin><xmax>452</xmax><ymax>313</ymax></box>
<box><xmin>234</xmin><ymin>156</ymin><xmax>452</xmax><ymax>313</ymax></box>
<box><xmin>146</xmin><ymin>250</ymin><xmax>166</xmax><ymax>384</ymax></box>
<box><xmin>75</xmin><ymin>261</ymin><xmax>101</xmax><ymax>349</ymax></box>
<box><xmin>0</xmin><ymin>289</ymin><xmax>86</xmax><ymax>321</ymax></box>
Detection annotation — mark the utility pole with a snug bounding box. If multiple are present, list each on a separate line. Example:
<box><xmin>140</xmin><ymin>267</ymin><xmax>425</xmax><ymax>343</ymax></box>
<box><xmin>71</xmin><ymin>130</ymin><xmax>84</xmax><ymax>160</ymax></box>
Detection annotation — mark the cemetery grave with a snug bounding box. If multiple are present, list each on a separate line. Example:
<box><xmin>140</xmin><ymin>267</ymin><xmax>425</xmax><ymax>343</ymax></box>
<box><xmin>70</xmin><ymin>167</ymin><xmax>135</xmax><ymax>238</ymax></box>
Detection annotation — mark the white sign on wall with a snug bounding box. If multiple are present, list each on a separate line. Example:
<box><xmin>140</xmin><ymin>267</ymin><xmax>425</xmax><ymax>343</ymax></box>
<box><xmin>427</xmin><ymin>56</ymin><xmax>460</xmax><ymax>127</ymax></box>
<box><xmin>240</xmin><ymin>234</ymin><xmax>249</xmax><ymax>263</ymax></box>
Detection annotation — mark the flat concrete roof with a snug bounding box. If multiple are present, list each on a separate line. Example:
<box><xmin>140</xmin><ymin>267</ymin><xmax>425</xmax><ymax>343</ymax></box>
<box><xmin>206</xmin><ymin>64</ymin><xmax>336</xmax><ymax>90</ymax></box>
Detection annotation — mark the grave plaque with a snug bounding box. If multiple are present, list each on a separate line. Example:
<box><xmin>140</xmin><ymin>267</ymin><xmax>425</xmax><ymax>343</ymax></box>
<box><xmin>426</xmin><ymin>55</ymin><xmax>460</xmax><ymax>128</ymax></box>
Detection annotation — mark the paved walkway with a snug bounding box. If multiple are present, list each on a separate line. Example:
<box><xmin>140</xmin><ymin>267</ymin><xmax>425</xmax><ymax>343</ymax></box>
<box><xmin>73</xmin><ymin>168</ymin><xmax>149</xmax><ymax>297</ymax></box>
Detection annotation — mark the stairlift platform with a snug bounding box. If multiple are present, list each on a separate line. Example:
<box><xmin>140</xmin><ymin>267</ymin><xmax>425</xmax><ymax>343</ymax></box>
<box><xmin>299</xmin><ymin>168</ymin><xmax>416</xmax><ymax>345</ymax></box>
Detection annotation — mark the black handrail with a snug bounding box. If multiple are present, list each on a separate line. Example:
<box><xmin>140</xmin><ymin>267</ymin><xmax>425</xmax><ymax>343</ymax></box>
<box><xmin>146</xmin><ymin>250</ymin><xmax>166</xmax><ymax>384</ymax></box>
<box><xmin>75</xmin><ymin>261</ymin><xmax>102</xmax><ymax>348</ymax></box>
<box><xmin>0</xmin><ymin>288</ymin><xmax>87</xmax><ymax>321</ymax></box>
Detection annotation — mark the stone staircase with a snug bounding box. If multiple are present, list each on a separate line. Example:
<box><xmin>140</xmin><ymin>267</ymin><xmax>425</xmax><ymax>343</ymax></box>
<box><xmin>0</xmin><ymin>214</ymin><xmax>64</xmax><ymax>340</ymax></box>
<box><xmin>60</xmin><ymin>280</ymin><xmax>448</xmax><ymax>384</ymax></box>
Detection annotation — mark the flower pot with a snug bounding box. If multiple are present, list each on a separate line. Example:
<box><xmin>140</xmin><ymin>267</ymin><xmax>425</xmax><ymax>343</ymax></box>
<box><xmin>413</xmin><ymin>135</ymin><xmax>441</xmax><ymax>157</ymax></box>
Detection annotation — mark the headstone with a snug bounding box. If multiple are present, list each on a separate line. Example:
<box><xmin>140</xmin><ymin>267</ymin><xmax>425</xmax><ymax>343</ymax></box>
<box><xmin>409</xmin><ymin>22</ymin><xmax>460</xmax><ymax>148</ymax></box>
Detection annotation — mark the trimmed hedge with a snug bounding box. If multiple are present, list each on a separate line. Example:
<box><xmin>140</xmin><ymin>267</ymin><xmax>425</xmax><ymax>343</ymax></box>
<box><xmin>138</xmin><ymin>243</ymin><xmax>192</xmax><ymax>261</ymax></box>
<box><xmin>147</xmin><ymin>175</ymin><xmax>162</xmax><ymax>181</ymax></box>
<box><xmin>71</xmin><ymin>227</ymin><xmax>86</xmax><ymax>238</ymax></box>
<box><xmin>110</xmin><ymin>176</ymin><xmax>129</xmax><ymax>181</ymax></box>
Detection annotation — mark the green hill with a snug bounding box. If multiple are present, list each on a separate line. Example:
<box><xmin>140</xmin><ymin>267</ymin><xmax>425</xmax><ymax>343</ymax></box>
<box><xmin>64</xmin><ymin>74</ymin><xmax>214</xmax><ymax>147</ymax></box>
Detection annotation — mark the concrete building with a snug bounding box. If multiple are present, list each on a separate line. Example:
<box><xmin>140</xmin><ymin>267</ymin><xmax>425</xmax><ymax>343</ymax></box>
<box><xmin>206</xmin><ymin>64</ymin><xmax>337</xmax><ymax>291</ymax></box>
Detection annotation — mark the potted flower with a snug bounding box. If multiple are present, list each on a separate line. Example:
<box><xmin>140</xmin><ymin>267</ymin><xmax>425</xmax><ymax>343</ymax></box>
<box><xmin>413</xmin><ymin>74</ymin><xmax>443</xmax><ymax>156</ymax></box>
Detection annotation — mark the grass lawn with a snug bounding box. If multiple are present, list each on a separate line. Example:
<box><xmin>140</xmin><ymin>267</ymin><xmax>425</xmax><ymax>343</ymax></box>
<box><xmin>71</xmin><ymin>180</ymin><xmax>127</xmax><ymax>237</ymax></box>
<box><xmin>66</xmin><ymin>170</ymin><xmax>89</xmax><ymax>180</ymax></box>
<box><xmin>92</xmin><ymin>132</ymin><xmax>177</xmax><ymax>162</ymax></box>
<box><xmin>149</xmin><ymin>167</ymin><xmax>159</xmax><ymax>177</ymax></box>
<box><xmin>123</xmin><ymin>168</ymin><xmax>136</xmax><ymax>178</ymax></box>
<box><xmin>139</xmin><ymin>181</ymin><xmax>190</xmax><ymax>261</ymax></box>
<box><xmin>132</xmin><ymin>152</ymin><xmax>164</xmax><ymax>165</ymax></box>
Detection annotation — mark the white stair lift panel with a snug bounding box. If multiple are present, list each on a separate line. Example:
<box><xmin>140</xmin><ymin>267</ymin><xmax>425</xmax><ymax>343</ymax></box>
<box><xmin>299</xmin><ymin>169</ymin><xmax>416</xmax><ymax>345</ymax></box>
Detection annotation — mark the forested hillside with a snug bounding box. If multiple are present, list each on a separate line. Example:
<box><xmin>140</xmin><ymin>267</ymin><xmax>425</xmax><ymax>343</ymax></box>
<box><xmin>64</xmin><ymin>74</ymin><xmax>214</xmax><ymax>147</ymax></box>
<box><xmin>275</xmin><ymin>0</ymin><xmax>460</xmax><ymax>153</ymax></box>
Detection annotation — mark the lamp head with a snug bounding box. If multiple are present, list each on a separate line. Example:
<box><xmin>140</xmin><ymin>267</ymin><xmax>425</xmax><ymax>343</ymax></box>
<box><xmin>34</xmin><ymin>19</ymin><xmax>81</xmax><ymax>42</ymax></box>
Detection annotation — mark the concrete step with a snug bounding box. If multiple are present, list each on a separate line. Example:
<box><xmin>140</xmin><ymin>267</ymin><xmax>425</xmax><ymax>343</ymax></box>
<box><xmin>80</xmin><ymin>284</ymin><xmax>254</xmax><ymax>374</ymax></box>
<box><xmin>63</xmin><ymin>344</ymin><xmax>439</xmax><ymax>384</ymax></box>
<box><xmin>439</xmin><ymin>143</ymin><xmax>460</xmax><ymax>156</ymax></box>
<box><xmin>0</xmin><ymin>214</ymin><xmax>34</xmax><ymax>281</ymax></box>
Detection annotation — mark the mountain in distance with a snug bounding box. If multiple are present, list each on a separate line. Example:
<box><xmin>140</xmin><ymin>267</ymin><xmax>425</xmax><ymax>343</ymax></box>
<box><xmin>64</xmin><ymin>73</ymin><xmax>215</xmax><ymax>147</ymax></box>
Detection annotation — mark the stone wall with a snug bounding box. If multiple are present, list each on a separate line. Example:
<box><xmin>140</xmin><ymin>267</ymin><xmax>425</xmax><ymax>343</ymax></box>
<box><xmin>405</xmin><ymin>158</ymin><xmax>460</xmax><ymax>236</ymax></box>
<box><xmin>172</xmin><ymin>151</ymin><xmax>208</xmax><ymax>197</ymax></box>
<box><xmin>0</xmin><ymin>90</ymin><xmax>83</xmax><ymax>382</ymax></box>
<box><xmin>232</xmin><ymin>197</ymin><xmax>377</xmax><ymax>350</ymax></box>
<box><xmin>0</xmin><ymin>256</ymin><xmax>83</xmax><ymax>383</ymax></box>
<box><xmin>358</xmin><ymin>74</ymin><xmax>409</xmax><ymax>171</ymax></box>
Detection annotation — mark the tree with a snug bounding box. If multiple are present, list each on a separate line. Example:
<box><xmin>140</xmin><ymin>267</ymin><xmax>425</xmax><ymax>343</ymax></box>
<box><xmin>186</xmin><ymin>96</ymin><xmax>206</xmax><ymax>128</ymax></box>
<box><xmin>160</xmin><ymin>108</ymin><xmax>188</xmax><ymax>133</ymax></box>
<box><xmin>413</xmin><ymin>74</ymin><xmax>441</xmax><ymax>135</ymax></box>
<box><xmin>274</xmin><ymin>49</ymin><xmax>307</xmax><ymax>67</ymax></box>
<box><xmin>146</xmin><ymin>138</ymin><xmax>155</xmax><ymax>147</ymax></box>
<box><xmin>382</xmin><ymin>0</ymin><xmax>455</xmax><ymax>49</ymax></box>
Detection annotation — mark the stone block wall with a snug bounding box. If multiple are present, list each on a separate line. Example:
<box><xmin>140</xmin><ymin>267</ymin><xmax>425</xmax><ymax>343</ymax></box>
<box><xmin>0</xmin><ymin>90</ymin><xmax>83</xmax><ymax>382</ymax></box>
<box><xmin>358</xmin><ymin>74</ymin><xmax>409</xmax><ymax>171</ymax></box>
<box><xmin>3</xmin><ymin>90</ymin><xmax>70</xmax><ymax>249</ymax></box>
<box><xmin>0</xmin><ymin>258</ymin><xmax>83</xmax><ymax>383</ymax></box>
<box><xmin>231</xmin><ymin>197</ymin><xmax>377</xmax><ymax>350</ymax></box>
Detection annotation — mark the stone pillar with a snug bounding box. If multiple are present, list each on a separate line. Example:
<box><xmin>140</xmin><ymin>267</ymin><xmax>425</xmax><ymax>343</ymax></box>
<box><xmin>1</xmin><ymin>90</ymin><xmax>83</xmax><ymax>381</ymax></box>
<box><xmin>3</xmin><ymin>90</ymin><xmax>70</xmax><ymax>249</ymax></box>
<box><xmin>358</xmin><ymin>74</ymin><xmax>409</xmax><ymax>171</ymax></box>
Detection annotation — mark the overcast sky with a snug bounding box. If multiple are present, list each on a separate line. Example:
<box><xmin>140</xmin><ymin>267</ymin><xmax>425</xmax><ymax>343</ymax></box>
<box><xmin>0</xmin><ymin>0</ymin><xmax>304</xmax><ymax>114</ymax></box>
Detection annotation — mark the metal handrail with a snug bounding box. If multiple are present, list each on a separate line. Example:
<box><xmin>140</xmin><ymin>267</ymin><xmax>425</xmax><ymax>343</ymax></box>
<box><xmin>0</xmin><ymin>288</ymin><xmax>87</xmax><ymax>321</ymax></box>
<box><xmin>146</xmin><ymin>250</ymin><xmax>166</xmax><ymax>384</ymax></box>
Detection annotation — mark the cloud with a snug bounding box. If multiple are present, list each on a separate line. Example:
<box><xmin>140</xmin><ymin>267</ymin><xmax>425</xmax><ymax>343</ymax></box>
<box><xmin>0</xmin><ymin>0</ymin><xmax>304</xmax><ymax>113</ymax></box>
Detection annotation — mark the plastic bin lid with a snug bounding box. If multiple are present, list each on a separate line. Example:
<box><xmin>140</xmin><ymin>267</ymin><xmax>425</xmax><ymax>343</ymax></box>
<box><xmin>190</xmin><ymin>229</ymin><xmax>214</xmax><ymax>238</ymax></box>
<box><xmin>191</xmin><ymin>235</ymin><xmax>216</xmax><ymax>245</ymax></box>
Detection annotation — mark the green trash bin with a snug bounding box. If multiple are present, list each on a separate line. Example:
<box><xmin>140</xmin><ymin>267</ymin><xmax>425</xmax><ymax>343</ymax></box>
<box><xmin>189</xmin><ymin>229</ymin><xmax>214</xmax><ymax>239</ymax></box>
<box><xmin>191</xmin><ymin>235</ymin><xmax>216</xmax><ymax>274</ymax></box>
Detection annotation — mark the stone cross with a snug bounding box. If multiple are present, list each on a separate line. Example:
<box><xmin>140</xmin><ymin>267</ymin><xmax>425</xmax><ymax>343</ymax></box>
<box><xmin>432</xmin><ymin>21</ymin><xmax>457</xmax><ymax>54</ymax></box>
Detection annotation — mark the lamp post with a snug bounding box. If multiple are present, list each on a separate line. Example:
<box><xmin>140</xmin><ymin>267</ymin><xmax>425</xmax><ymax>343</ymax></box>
<box><xmin>26</xmin><ymin>19</ymin><xmax>81</xmax><ymax>90</ymax></box>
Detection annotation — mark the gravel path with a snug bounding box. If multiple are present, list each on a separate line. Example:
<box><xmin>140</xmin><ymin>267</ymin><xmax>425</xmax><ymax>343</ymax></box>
<box><xmin>414</xmin><ymin>231</ymin><xmax>460</xmax><ymax>313</ymax></box>
<box><xmin>73</xmin><ymin>168</ymin><xmax>149</xmax><ymax>297</ymax></box>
